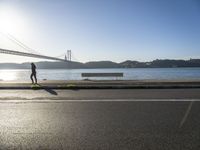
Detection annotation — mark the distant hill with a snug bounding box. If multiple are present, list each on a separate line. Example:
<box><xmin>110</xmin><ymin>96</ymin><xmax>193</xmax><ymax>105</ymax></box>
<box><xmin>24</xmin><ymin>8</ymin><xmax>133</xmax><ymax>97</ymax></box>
<box><xmin>1</xmin><ymin>59</ymin><xmax>200</xmax><ymax>69</ymax></box>
<box><xmin>120</xmin><ymin>60</ymin><xmax>147</xmax><ymax>68</ymax></box>
<box><xmin>33</xmin><ymin>61</ymin><xmax>85</xmax><ymax>69</ymax></box>
<box><xmin>85</xmin><ymin>61</ymin><xmax>120</xmax><ymax>68</ymax></box>
<box><xmin>120</xmin><ymin>59</ymin><xmax>200</xmax><ymax>68</ymax></box>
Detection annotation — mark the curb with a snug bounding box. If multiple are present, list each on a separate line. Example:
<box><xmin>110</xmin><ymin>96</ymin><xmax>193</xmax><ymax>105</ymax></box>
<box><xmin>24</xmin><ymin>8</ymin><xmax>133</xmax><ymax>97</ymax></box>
<box><xmin>1</xmin><ymin>85</ymin><xmax>200</xmax><ymax>89</ymax></box>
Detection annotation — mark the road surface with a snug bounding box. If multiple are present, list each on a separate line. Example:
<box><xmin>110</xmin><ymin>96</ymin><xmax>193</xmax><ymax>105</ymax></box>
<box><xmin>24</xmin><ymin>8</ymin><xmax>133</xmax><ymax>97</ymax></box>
<box><xmin>1</xmin><ymin>88</ymin><xmax>200</xmax><ymax>100</ymax></box>
<box><xmin>0</xmin><ymin>89</ymin><xmax>200</xmax><ymax>149</ymax></box>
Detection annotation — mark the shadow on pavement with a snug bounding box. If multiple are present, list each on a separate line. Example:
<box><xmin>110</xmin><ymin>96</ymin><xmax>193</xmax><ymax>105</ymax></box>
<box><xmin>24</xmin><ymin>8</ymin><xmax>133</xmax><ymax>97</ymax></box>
<box><xmin>43</xmin><ymin>88</ymin><xmax>58</xmax><ymax>95</ymax></box>
<box><xmin>36</xmin><ymin>84</ymin><xmax>58</xmax><ymax>95</ymax></box>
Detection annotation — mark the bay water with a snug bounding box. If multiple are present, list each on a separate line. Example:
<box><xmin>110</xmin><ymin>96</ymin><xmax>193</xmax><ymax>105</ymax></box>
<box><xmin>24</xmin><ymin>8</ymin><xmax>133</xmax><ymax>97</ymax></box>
<box><xmin>0</xmin><ymin>68</ymin><xmax>200</xmax><ymax>81</ymax></box>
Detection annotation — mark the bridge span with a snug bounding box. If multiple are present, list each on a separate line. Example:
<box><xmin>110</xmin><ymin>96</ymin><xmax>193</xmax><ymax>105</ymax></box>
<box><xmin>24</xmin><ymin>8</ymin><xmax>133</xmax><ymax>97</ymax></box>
<box><xmin>0</xmin><ymin>48</ymin><xmax>67</xmax><ymax>62</ymax></box>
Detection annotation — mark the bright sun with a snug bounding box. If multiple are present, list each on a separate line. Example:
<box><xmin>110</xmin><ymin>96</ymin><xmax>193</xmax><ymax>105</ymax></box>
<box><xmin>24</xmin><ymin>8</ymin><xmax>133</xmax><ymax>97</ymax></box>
<box><xmin>0</xmin><ymin>7</ymin><xmax>25</xmax><ymax>34</ymax></box>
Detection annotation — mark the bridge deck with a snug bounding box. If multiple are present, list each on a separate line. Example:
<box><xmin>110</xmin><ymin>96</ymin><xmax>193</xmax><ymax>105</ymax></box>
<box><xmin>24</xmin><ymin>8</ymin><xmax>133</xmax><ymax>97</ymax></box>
<box><xmin>0</xmin><ymin>48</ymin><xmax>67</xmax><ymax>61</ymax></box>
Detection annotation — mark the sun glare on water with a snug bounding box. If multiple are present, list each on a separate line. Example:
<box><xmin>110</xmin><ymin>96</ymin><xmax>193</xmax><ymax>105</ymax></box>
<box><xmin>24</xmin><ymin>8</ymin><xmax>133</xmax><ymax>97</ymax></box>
<box><xmin>0</xmin><ymin>70</ymin><xmax>17</xmax><ymax>81</ymax></box>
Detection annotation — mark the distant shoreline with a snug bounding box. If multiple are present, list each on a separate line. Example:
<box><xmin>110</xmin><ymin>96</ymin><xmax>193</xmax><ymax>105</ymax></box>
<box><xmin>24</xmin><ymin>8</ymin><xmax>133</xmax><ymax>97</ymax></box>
<box><xmin>1</xmin><ymin>67</ymin><xmax>200</xmax><ymax>70</ymax></box>
<box><xmin>0</xmin><ymin>59</ymin><xmax>200</xmax><ymax>69</ymax></box>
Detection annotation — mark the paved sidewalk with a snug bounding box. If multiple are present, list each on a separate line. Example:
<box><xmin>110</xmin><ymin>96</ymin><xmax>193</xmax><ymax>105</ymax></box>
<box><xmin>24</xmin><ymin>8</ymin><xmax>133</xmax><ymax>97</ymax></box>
<box><xmin>1</xmin><ymin>80</ymin><xmax>200</xmax><ymax>89</ymax></box>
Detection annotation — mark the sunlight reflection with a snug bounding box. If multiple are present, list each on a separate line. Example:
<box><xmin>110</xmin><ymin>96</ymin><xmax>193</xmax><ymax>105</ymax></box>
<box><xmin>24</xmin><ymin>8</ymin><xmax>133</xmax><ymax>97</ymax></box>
<box><xmin>0</xmin><ymin>70</ymin><xmax>17</xmax><ymax>81</ymax></box>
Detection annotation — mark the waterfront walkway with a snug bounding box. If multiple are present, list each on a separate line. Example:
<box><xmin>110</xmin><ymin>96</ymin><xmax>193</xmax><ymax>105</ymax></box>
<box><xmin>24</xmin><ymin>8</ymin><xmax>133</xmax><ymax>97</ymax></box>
<box><xmin>1</xmin><ymin>81</ymin><xmax>200</xmax><ymax>149</ymax></box>
<box><xmin>1</xmin><ymin>80</ymin><xmax>200</xmax><ymax>89</ymax></box>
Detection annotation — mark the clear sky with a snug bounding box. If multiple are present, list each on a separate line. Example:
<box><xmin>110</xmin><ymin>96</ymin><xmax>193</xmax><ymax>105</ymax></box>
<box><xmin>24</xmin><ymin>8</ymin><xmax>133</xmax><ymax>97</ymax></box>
<box><xmin>0</xmin><ymin>0</ymin><xmax>200</xmax><ymax>63</ymax></box>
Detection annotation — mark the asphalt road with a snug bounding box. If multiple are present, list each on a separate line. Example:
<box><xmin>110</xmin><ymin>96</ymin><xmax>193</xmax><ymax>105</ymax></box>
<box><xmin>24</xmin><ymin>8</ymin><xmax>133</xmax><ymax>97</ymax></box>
<box><xmin>1</xmin><ymin>88</ymin><xmax>200</xmax><ymax>100</ymax></box>
<box><xmin>0</xmin><ymin>89</ymin><xmax>200</xmax><ymax>149</ymax></box>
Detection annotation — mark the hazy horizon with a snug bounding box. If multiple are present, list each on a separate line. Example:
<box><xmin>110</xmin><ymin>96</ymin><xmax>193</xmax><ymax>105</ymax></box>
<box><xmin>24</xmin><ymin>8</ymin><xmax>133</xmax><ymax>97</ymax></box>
<box><xmin>0</xmin><ymin>57</ymin><xmax>199</xmax><ymax>65</ymax></box>
<box><xmin>0</xmin><ymin>0</ymin><xmax>200</xmax><ymax>63</ymax></box>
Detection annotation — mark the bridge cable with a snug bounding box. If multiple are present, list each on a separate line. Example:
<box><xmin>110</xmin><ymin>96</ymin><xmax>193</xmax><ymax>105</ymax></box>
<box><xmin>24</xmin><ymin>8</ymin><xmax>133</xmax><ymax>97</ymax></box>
<box><xmin>0</xmin><ymin>32</ymin><xmax>41</xmax><ymax>54</ymax></box>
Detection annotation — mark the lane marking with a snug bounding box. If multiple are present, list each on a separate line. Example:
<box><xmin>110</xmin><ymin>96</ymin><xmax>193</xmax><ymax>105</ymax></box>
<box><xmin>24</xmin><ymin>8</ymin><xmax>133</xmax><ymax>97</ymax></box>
<box><xmin>179</xmin><ymin>101</ymin><xmax>194</xmax><ymax>128</ymax></box>
<box><xmin>0</xmin><ymin>99</ymin><xmax>199</xmax><ymax>103</ymax></box>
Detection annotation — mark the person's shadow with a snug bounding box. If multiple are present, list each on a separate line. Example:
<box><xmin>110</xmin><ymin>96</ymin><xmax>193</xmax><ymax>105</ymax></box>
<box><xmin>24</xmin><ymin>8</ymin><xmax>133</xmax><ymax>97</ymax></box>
<box><xmin>36</xmin><ymin>84</ymin><xmax>58</xmax><ymax>95</ymax></box>
<box><xmin>44</xmin><ymin>88</ymin><xmax>58</xmax><ymax>95</ymax></box>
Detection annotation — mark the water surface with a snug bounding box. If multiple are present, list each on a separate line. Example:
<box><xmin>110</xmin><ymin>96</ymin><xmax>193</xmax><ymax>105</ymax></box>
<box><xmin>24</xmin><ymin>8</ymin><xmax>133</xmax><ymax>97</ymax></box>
<box><xmin>0</xmin><ymin>68</ymin><xmax>200</xmax><ymax>81</ymax></box>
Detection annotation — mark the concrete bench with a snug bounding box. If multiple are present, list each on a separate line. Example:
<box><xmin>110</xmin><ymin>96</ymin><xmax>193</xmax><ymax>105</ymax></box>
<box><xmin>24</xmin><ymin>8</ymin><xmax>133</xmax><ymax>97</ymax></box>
<box><xmin>81</xmin><ymin>73</ymin><xmax>123</xmax><ymax>79</ymax></box>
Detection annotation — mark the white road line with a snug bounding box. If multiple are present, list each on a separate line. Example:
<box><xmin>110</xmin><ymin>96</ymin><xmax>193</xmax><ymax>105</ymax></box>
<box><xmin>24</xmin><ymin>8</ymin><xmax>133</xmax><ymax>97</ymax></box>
<box><xmin>179</xmin><ymin>101</ymin><xmax>194</xmax><ymax>128</ymax></box>
<box><xmin>0</xmin><ymin>99</ymin><xmax>199</xmax><ymax>103</ymax></box>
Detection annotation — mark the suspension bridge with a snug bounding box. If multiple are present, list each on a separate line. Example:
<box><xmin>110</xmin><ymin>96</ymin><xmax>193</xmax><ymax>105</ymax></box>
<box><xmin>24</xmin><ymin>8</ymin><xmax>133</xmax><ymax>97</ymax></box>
<box><xmin>0</xmin><ymin>32</ymin><xmax>73</xmax><ymax>62</ymax></box>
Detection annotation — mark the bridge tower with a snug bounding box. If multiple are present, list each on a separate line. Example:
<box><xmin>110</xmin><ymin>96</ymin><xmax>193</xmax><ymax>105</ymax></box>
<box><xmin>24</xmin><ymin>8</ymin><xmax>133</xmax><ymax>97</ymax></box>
<box><xmin>67</xmin><ymin>50</ymin><xmax>71</xmax><ymax>61</ymax></box>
